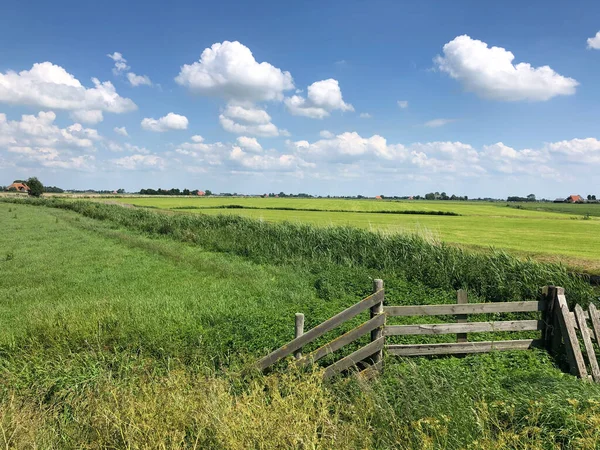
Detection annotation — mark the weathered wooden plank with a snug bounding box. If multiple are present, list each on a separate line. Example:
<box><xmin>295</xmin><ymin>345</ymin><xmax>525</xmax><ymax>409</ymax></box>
<box><xmin>456</xmin><ymin>289</ymin><xmax>468</xmax><ymax>343</ymax></box>
<box><xmin>555</xmin><ymin>292</ymin><xmax>588</xmax><ymax>379</ymax></box>
<box><xmin>570</xmin><ymin>312</ymin><xmax>596</xmax><ymax>340</ymax></box>
<box><xmin>370</xmin><ymin>279</ymin><xmax>385</xmax><ymax>365</ymax></box>
<box><xmin>257</xmin><ymin>289</ymin><xmax>384</xmax><ymax>370</ymax></box>
<box><xmin>386</xmin><ymin>339</ymin><xmax>543</xmax><ymax>356</ymax></box>
<box><xmin>588</xmin><ymin>304</ymin><xmax>600</xmax><ymax>347</ymax></box>
<box><xmin>541</xmin><ymin>286</ymin><xmax>555</xmax><ymax>350</ymax></box>
<box><xmin>294</xmin><ymin>313</ymin><xmax>304</xmax><ymax>360</ymax></box>
<box><xmin>384</xmin><ymin>301</ymin><xmax>546</xmax><ymax>316</ymax></box>
<box><xmin>574</xmin><ymin>305</ymin><xmax>600</xmax><ymax>382</ymax></box>
<box><xmin>297</xmin><ymin>314</ymin><xmax>386</xmax><ymax>368</ymax></box>
<box><xmin>323</xmin><ymin>337</ymin><xmax>385</xmax><ymax>379</ymax></box>
<box><xmin>384</xmin><ymin>320</ymin><xmax>542</xmax><ymax>336</ymax></box>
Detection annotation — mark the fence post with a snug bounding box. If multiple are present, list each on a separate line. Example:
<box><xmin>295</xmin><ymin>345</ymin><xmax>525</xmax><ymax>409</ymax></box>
<box><xmin>456</xmin><ymin>290</ymin><xmax>468</xmax><ymax>343</ymax></box>
<box><xmin>542</xmin><ymin>286</ymin><xmax>557</xmax><ymax>353</ymax></box>
<box><xmin>294</xmin><ymin>313</ymin><xmax>304</xmax><ymax>360</ymax></box>
<box><xmin>371</xmin><ymin>279</ymin><xmax>385</xmax><ymax>365</ymax></box>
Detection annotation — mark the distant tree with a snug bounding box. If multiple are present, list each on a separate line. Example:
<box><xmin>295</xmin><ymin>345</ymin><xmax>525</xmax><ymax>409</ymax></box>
<box><xmin>425</xmin><ymin>193</ymin><xmax>435</xmax><ymax>200</ymax></box>
<box><xmin>588</xmin><ymin>194</ymin><xmax>593</xmax><ymax>201</ymax></box>
<box><xmin>527</xmin><ymin>193</ymin><xmax>536</xmax><ymax>202</ymax></box>
<box><xmin>26</xmin><ymin>177</ymin><xmax>44</xmax><ymax>197</ymax></box>
<box><xmin>117</xmin><ymin>188</ymin><xmax>125</xmax><ymax>194</ymax></box>
<box><xmin>593</xmin><ymin>195</ymin><xmax>597</xmax><ymax>201</ymax></box>
<box><xmin>44</xmin><ymin>186</ymin><xmax>64</xmax><ymax>193</ymax></box>
<box><xmin>205</xmin><ymin>189</ymin><xmax>212</xmax><ymax>196</ymax></box>
<box><xmin>182</xmin><ymin>188</ymin><xmax>190</xmax><ymax>196</ymax></box>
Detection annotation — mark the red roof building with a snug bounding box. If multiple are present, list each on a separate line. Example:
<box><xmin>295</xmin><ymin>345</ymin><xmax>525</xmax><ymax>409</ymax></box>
<box><xmin>567</xmin><ymin>194</ymin><xmax>584</xmax><ymax>203</ymax></box>
<box><xmin>7</xmin><ymin>182</ymin><xmax>29</xmax><ymax>192</ymax></box>
<box><xmin>197</xmin><ymin>190</ymin><xmax>205</xmax><ymax>196</ymax></box>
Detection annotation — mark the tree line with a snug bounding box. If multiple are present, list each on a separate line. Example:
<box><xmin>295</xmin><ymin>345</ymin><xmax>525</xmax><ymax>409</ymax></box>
<box><xmin>138</xmin><ymin>188</ymin><xmax>212</xmax><ymax>196</ymax></box>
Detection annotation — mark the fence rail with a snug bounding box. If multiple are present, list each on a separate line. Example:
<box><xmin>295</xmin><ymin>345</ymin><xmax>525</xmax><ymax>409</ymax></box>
<box><xmin>257</xmin><ymin>281</ymin><xmax>600</xmax><ymax>382</ymax></box>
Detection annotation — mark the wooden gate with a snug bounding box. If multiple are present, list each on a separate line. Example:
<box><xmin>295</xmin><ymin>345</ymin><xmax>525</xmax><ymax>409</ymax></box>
<box><xmin>257</xmin><ymin>280</ymin><xmax>600</xmax><ymax>381</ymax></box>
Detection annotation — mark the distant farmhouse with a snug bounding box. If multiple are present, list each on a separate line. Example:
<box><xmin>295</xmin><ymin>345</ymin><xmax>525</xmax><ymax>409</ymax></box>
<box><xmin>6</xmin><ymin>182</ymin><xmax>30</xmax><ymax>192</ymax></box>
<box><xmin>554</xmin><ymin>194</ymin><xmax>585</xmax><ymax>203</ymax></box>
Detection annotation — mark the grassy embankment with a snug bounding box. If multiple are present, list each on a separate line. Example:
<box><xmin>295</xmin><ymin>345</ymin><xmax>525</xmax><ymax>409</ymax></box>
<box><xmin>1</xmin><ymin>198</ymin><xmax>600</xmax><ymax>448</ymax></box>
<box><xmin>98</xmin><ymin>196</ymin><xmax>600</xmax><ymax>274</ymax></box>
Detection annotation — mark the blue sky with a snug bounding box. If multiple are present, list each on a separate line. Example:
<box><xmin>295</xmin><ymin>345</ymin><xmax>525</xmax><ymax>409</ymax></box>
<box><xmin>1</xmin><ymin>0</ymin><xmax>600</xmax><ymax>197</ymax></box>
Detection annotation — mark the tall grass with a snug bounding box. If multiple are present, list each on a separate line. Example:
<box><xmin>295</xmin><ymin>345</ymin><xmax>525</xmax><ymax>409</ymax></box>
<box><xmin>1</xmin><ymin>197</ymin><xmax>593</xmax><ymax>305</ymax></box>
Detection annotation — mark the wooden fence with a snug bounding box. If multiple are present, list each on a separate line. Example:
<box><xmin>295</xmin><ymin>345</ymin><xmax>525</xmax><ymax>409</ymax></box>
<box><xmin>257</xmin><ymin>280</ymin><xmax>600</xmax><ymax>381</ymax></box>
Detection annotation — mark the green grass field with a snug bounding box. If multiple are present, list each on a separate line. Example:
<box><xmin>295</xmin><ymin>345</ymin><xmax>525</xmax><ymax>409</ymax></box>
<box><xmin>94</xmin><ymin>196</ymin><xmax>600</xmax><ymax>274</ymax></box>
<box><xmin>2</xmin><ymin>199</ymin><xmax>600</xmax><ymax>448</ymax></box>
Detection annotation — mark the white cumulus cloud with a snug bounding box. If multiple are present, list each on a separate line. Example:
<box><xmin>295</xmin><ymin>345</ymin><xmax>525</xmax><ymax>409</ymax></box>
<box><xmin>587</xmin><ymin>32</ymin><xmax>600</xmax><ymax>50</ymax></box>
<box><xmin>127</xmin><ymin>72</ymin><xmax>152</xmax><ymax>87</ymax></box>
<box><xmin>107</xmin><ymin>52</ymin><xmax>130</xmax><ymax>74</ymax></box>
<box><xmin>111</xmin><ymin>154</ymin><xmax>166</xmax><ymax>170</ymax></box>
<box><xmin>397</xmin><ymin>100</ymin><xmax>409</xmax><ymax>109</ymax></box>
<box><xmin>0</xmin><ymin>62</ymin><xmax>137</xmax><ymax>113</ymax></box>
<box><xmin>424</xmin><ymin>118</ymin><xmax>455</xmax><ymax>128</ymax></box>
<box><xmin>108</xmin><ymin>52</ymin><xmax>152</xmax><ymax>87</ymax></box>
<box><xmin>175</xmin><ymin>41</ymin><xmax>294</xmax><ymax>103</ymax></box>
<box><xmin>435</xmin><ymin>35</ymin><xmax>578</xmax><ymax>101</ymax></box>
<box><xmin>236</xmin><ymin>136</ymin><xmax>263</xmax><ymax>153</ymax></box>
<box><xmin>219</xmin><ymin>104</ymin><xmax>287</xmax><ymax>137</ymax></box>
<box><xmin>69</xmin><ymin>109</ymin><xmax>103</xmax><ymax>124</ymax></box>
<box><xmin>0</xmin><ymin>111</ymin><xmax>99</xmax><ymax>171</ymax></box>
<box><xmin>285</xmin><ymin>79</ymin><xmax>353</xmax><ymax>118</ymax></box>
<box><xmin>141</xmin><ymin>113</ymin><xmax>189</xmax><ymax>132</ymax></box>
<box><xmin>114</xmin><ymin>126</ymin><xmax>128</xmax><ymax>137</ymax></box>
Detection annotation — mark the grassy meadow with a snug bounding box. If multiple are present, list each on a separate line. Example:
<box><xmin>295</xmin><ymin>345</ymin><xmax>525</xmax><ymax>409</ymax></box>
<box><xmin>95</xmin><ymin>196</ymin><xmax>600</xmax><ymax>274</ymax></box>
<box><xmin>2</xmin><ymin>197</ymin><xmax>600</xmax><ymax>448</ymax></box>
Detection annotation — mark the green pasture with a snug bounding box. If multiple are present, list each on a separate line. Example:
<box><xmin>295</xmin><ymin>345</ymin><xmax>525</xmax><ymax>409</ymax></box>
<box><xmin>92</xmin><ymin>196</ymin><xmax>600</xmax><ymax>273</ymax></box>
<box><xmin>101</xmin><ymin>196</ymin><xmax>573</xmax><ymax>218</ymax></box>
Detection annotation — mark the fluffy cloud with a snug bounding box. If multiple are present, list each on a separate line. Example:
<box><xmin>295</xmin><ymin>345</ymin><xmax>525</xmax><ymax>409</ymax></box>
<box><xmin>223</xmin><ymin>104</ymin><xmax>272</xmax><ymax>124</ymax></box>
<box><xmin>236</xmin><ymin>136</ymin><xmax>263</xmax><ymax>153</ymax></box>
<box><xmin>435</xmin><ymin>35</ymin><xmax>578</xmax><ymax>101</ymax></box>
<box><xmin>127</xmin><ymin>72</ymin><xmax>152</xmax><ymax>87</ymax></box>
<box><xmin>219</xmin><ymin>104</ymin><xmax>287</xmax><ymax>137</ymax></box>
<box><xmin>587</xmin><ymin>32</ymin><xmax>600</xmax><ymax>50</ymax></box>
<box><xmin>229</xmin><ymin>146</ymin><xmax>311</xmax><ymax>172</ymax></box>
<box><xmin>287</xmin><ymin>133</ymin><xmax>490</xmax><ymax>178</ymax></box>
<box><xmin>424</xmin><ymin>118</ymin><xmax>455</xmax><ymax>128</ymax></box>
<box><xmin>141</xmin><ymin>113</ymin><xmax>189</xmax><ymax>132</ymax></box>
<box><xmin>0</xmin><ymin>111</ymin><xmax>99</xmax><ymax>170</ymax></box>
<box><xmin>547</xmin><ymin>138</ymin><xmax>600</xmax><ymax>164</ymax></box>
<box><xmin>111</xmin><ymin>154</ymin><xmax>166</xmax><ymax>170</ymax></box>
<box><xmin>359</xmin><ymin>113</ymin><xmax>372</xmax><ymax>118</ymax></box>
<box><xmin>290</xmin><ymin>132</ymin><xmax>403</xmax><ymax>162</ymax></box>
<box><xmin>108</xmin><ymin>52</ymin><xmax>152</xmax><ymax>87</ymax></box>
<box><xmin>172</xmin><ymin>135</ymin><xmax>309</xmax><ymax>173</ymax></box>
<box><xmin>107</xmin><ymin>52</ymin><xmax>129</xmax><ymax>74</ymax></box>
<box><xmin>114</xmin><ymin>126</ymin><xmax>128</xmax><ymax>137</ymax></box>
<box><xmin>319</xmin><ymin>130</ymin><xmax>335</xmax><ymax>139</ymax></box>
<box><xmin>0</xmin><ymin>62</ymin><xmax>137</xmax><ymax>113</ymax></box>
<box><xmin>175</xmin><ymin>41</ymin><xmax>294</xmax><ymax>103</ymax></box>
<box><xmin>397</xmin><ymin>100</ymin><xmax>409</xmax><ymax>109</ymax></box>
<box><xmin>69</xmin><ymin>109</ymin><xmax>103</xmax><ymax>124</ymax></box>
<box><xmin>285</xmin><ymin>79</ymin><xmax>353</xmax><ymax>118</ymax></box>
